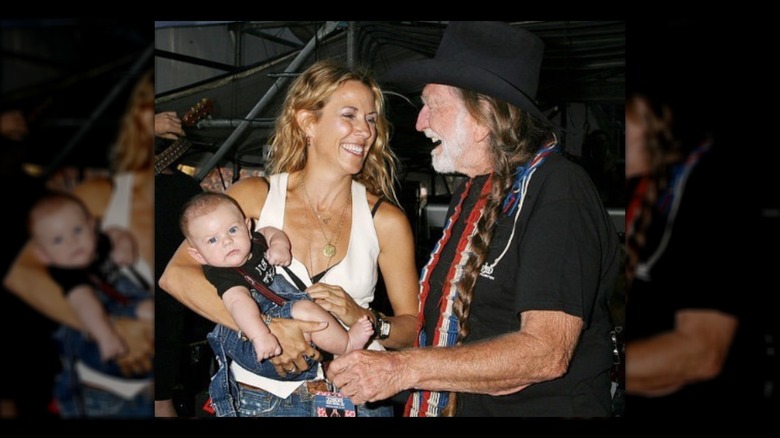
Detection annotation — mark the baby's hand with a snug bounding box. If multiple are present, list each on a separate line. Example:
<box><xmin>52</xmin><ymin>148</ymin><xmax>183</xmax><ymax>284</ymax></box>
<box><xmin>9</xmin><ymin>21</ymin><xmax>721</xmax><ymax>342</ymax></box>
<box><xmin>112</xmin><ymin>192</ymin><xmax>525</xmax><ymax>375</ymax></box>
<box><xmin>265</xmin><ymin>246</ymin><xmax>292</xmax><ymax>267</ymax></box>
<box><xmin>105</xmin><ymin>227</ymin><xmax>137</xmax><ymax>267</ymax></box>
<box><xmin>251</xmin><ymin>331</ymin><xmax>282</xmax><ymax>362</ymax></box>
<box><xmin>96</xmin><ymin>332</ymin><xmax>128</xmax><ymax>362</ymax></box>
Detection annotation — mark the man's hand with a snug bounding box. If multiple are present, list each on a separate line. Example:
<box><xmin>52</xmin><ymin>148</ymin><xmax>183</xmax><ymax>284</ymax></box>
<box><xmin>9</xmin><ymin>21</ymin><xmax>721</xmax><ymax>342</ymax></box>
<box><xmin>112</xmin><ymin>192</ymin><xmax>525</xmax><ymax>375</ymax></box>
<box><xmin>154</xmin><ymin>111</ymin><xmax>184</xmax><ymax>140</ymax></box>
<box><xmin>327</xmin><ymin>350</ymin><xmax>407</xmax><ymax>404</ymax></box>
<box><xmin>0</xmin><ymin>110</ymin><xmax>28</xmax><ymax>141</ymax></box>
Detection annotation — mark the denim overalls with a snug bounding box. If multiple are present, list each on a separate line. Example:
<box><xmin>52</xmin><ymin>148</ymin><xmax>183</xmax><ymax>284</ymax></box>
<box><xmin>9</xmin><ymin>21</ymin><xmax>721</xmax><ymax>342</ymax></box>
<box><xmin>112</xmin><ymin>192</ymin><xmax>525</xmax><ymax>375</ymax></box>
<box><xmin>206</xmin><ymin>274</ymin><xmax>318</xmax><ymax>416</ymax></box>
<box><xmin>206</xmin><ymin>274</ymin><xmax>393</xmax><ymax>417</ymax></box>
<box><xmin>54</xmin><ymin>272</ymin><xmax>153</xmax><ymax>418</ymax></box>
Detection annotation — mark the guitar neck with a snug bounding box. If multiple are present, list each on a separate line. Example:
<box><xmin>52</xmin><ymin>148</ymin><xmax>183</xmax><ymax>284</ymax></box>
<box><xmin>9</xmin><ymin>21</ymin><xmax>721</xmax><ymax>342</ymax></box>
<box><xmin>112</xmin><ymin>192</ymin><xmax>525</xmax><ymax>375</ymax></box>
<box><xmin>154</xmin><ymin>137</ymin><xmax>192</xmax><ymax>175</ymax></box>
<box><xmin>155</xmin><ymin>98</ymin><xmax>212</xmax><ymax>174</ymax></box>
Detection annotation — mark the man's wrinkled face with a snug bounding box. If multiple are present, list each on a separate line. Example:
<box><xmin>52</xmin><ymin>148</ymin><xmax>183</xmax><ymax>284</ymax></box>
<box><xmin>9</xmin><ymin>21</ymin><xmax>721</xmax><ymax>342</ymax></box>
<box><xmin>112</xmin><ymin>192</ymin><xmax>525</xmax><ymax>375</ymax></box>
<box><xmin>416</xmin><ymin>84</ymin><xmax>479</xmax><ymax>174</ymax></box>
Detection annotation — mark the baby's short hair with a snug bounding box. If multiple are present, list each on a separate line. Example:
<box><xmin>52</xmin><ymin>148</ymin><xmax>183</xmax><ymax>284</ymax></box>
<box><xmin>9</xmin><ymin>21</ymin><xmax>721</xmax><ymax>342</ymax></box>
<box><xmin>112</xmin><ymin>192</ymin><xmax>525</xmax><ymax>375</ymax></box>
<box><xmin>179</xmin><ymin>191</ymin><xmax>245</xmax><ymax>239</ymax></box>
<box><xmin>27</xmin><ymin>190</ymin><xmax>91</xmax><ymax>239</ymax></box>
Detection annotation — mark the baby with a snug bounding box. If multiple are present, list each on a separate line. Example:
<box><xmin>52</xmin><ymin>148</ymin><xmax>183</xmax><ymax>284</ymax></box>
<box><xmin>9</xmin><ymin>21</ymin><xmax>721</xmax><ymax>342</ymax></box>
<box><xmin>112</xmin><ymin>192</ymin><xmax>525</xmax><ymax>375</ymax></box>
<box><xmin>28</xmin><ymin>190</ymin><xmax>153</xmax><ymax>375</ymax></box>
<box><xmin>180</xmin><ymin>192</ymin><xmax>372</xmax><ymax>377</ymax></box>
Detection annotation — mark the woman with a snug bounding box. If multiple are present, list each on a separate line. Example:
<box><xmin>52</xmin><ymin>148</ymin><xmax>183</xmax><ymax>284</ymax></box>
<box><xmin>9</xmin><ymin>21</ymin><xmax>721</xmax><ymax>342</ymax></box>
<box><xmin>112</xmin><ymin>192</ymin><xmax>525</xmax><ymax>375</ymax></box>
<box><xmin>3</xmin><ymin>70</ymin><xmax>155</xmax><ymax>417</ymax></box>
<box><xmin>160</xmin><ymin>60</ymin><xmax>419</xmax><ymax>417</ymax></box>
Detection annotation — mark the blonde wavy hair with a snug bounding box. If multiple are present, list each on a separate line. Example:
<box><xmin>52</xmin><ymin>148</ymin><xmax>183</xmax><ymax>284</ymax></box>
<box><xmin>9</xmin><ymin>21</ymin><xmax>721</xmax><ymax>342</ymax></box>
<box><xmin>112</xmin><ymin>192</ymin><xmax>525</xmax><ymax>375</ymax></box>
<box><xmin>110</xmin><ymin>69</ymin><xmax>154</xmax><ymax>173</ymax></box>
<box><xmin>266</xmin><ymin>59</ymin><xmax>399</xmax><ymax>204</ymax></box>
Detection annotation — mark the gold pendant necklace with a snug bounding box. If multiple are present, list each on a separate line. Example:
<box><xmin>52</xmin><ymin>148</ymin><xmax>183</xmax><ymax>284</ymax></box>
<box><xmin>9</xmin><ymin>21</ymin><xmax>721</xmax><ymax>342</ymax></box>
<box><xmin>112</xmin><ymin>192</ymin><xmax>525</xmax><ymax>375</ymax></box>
<box><xmin>301</xmin><ymin>178</ymin><xmax>350</xmax><ymax>261</ymax></box>
<box><xmin>322</xmin><ymin>242</ymin><xmax>337</xmax><ymax>258</ymax></box>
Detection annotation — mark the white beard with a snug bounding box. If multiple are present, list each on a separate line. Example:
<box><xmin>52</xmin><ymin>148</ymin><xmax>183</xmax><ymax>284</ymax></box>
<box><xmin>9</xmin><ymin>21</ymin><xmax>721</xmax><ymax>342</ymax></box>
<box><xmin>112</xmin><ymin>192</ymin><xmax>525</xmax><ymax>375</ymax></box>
<box><xmin>431</xmin><ymin>145</ymin><xmax>456</xmax><ymax>173</ymax></box>
<box><xmin>430</xmin><ymin>106</ymin><xmax>470</xmax><ymax>174</ymax></box>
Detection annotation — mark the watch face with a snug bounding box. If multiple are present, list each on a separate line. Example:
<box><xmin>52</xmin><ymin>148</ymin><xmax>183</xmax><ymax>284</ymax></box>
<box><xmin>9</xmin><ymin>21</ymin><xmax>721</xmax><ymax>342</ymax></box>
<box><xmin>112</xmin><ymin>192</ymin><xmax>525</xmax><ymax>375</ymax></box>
<box><xmin>379</xmin><ymin>320</ymin><xmax>391</xmax><ymax>338</ymax></box>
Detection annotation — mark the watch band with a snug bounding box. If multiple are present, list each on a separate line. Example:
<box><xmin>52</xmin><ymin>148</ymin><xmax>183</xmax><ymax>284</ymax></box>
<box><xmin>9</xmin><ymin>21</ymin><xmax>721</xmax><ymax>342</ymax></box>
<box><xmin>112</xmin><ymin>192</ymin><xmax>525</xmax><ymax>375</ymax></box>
<box><xmin>369</xmin><ymin>308</ymin><xmax>391</xmax><ymax>340</ymax></box>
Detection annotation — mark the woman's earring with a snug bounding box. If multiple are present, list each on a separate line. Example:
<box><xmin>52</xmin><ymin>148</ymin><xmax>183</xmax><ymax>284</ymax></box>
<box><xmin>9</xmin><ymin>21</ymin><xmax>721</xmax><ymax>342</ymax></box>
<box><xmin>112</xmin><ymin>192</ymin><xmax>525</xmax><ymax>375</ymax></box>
<box><xmin>306</xmin><ymin>136</ymin><xmax>312</xmax><ymax>147</ymax></box>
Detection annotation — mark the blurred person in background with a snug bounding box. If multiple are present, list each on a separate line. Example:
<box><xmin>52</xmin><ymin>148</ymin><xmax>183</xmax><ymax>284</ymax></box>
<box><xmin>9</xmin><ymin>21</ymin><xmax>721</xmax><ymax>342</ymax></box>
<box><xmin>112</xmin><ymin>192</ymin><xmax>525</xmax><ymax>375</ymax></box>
<box><xmin>624</xmin><ymin>20</ymin><xmax>770</xmax><ymax>417</ymax></box>
<box><xmin>4</xmin><ymin>70</ymin><xmax>155</xmax><ymax>417</ymax></box>
<box><xmin>153</xmin><ymin>109</ymin><xmax>214</xmax><ymax>417</ymax></box>
<box><xmin>1</xmin><ymin>106</ymin><xmax>55</xmax><ymax>418</ymax></box>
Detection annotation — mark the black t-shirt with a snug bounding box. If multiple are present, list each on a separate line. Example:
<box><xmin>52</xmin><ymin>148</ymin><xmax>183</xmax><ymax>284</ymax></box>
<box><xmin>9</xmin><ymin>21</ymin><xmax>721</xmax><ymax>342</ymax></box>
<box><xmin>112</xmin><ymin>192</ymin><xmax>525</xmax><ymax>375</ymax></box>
<box><xmin>48</xmin><ymin>232</ymin><xmax>117</xmax><ymax>296</ymax></box>
<box><xmin>204</xmin><ymin>231</ymin><xmax>274</xmax><ymax>298</ymax></box>
<box><xmin>423</xmin><ymin>154</ymin><xmax>621</xmax><ymax>416</ymax></box>
<box><xmin>625</xmin><ymin>145</ymin><xmax>766</xmax><ymax>416</ymax></box>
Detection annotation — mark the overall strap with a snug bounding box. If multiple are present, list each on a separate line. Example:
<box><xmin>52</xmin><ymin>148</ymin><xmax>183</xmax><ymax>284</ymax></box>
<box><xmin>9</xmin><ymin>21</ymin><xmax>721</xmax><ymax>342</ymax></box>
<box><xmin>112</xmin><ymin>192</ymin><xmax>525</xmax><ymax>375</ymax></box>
<box><xmin>87</xmin><ymin>272</ymin><xmax>131</xmax><ymax>306</ymax></box>
<box><xmin>281</xmin><ymin>266</ymin><xmax>308</xmax><ymax>292</ymax></box>
<box><xmin>231</xmin><ymin>267</ymin><xmax>287</xmax><ymax>307</ymax></box>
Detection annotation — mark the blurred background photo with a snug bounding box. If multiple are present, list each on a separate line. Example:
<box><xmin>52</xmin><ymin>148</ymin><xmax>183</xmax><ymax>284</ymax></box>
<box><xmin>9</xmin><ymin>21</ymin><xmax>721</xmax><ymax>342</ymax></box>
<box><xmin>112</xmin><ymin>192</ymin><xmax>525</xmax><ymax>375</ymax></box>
<box><xmin>1</xmin><ymin>19</ymin><xmax>154</xmax><ymax>419</ymax></box>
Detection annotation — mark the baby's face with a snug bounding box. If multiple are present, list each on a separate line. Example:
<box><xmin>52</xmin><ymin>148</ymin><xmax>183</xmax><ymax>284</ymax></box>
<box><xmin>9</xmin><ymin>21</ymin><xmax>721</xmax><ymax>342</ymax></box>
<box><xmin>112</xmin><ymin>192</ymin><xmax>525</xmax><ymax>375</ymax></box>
<box><xmin>32</xmin><ymin>203</ymin><xmax>97</xmax><ymax>268</ymax></box>
<box><xmin>188</xmin><ymin>204</ymin><xmax>252</xmax><ymax>268</ymax></box>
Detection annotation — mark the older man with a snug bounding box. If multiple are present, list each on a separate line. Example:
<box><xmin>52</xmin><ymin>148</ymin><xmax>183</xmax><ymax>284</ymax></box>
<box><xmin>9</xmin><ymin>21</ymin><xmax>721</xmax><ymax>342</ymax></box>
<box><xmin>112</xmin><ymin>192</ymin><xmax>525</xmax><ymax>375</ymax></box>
<box><xmin>327</xmin><ymin>21</ymin><xmax>621</xmax><ymax>417</ymax></box>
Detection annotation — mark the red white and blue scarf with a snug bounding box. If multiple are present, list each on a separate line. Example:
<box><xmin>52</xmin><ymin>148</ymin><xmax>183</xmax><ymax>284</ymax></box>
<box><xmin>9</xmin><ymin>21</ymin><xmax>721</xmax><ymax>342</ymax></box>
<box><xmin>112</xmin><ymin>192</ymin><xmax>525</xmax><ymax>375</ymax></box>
<box><xmin>633</xmin><ymin>142</ymin><xmax>711</xmax><ymax>280</ymax></box>
<box><xmin>405</xmin><ymin>142</ymin><xmax>561</xmax><ymax>417</ymax></box>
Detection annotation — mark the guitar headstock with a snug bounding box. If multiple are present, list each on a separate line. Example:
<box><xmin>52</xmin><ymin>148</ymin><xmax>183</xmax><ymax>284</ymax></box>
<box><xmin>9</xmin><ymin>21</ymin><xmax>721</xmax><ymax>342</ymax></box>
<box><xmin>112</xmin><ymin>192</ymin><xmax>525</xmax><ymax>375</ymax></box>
<box><xmin>181</xmin><ymin>98</ymin><xmax>213</xmax><ymax>127</ymax></box>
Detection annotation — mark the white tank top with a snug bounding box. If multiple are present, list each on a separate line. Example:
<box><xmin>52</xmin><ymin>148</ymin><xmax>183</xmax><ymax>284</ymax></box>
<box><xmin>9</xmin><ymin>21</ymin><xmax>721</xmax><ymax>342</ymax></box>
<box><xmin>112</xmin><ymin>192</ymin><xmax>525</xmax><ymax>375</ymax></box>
<box><xmin>230</xmin><ymin>172</ymin><xmax>384</xmax><ymax>398</ymax></box>
<box><xmin>259</xmin><ymin>172</ymin><xmax>380</xmax><ymax>308</ymax></box>
<box><xmin>101</xmin><ymin>172</ymin><xmax>153</xmax><ymax>285</ymax></box>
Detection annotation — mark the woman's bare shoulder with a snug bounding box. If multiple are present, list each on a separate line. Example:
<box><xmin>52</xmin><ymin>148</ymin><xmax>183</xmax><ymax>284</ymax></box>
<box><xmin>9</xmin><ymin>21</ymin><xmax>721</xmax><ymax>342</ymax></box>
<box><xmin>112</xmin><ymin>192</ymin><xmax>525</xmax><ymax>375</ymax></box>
<box><xmin>72</xmin><ymin>177</ymin><xmax>113</xmax><ymax>217</ymax></box>
<box><xmin>367</xmin><ymin>192</ymin><xmax>409</xmax><ymax>234</ymax></box>
<box><xmin>225</xmin><ymin>176</ymin><xmax>270</xmax><ymax>218</ymax></box>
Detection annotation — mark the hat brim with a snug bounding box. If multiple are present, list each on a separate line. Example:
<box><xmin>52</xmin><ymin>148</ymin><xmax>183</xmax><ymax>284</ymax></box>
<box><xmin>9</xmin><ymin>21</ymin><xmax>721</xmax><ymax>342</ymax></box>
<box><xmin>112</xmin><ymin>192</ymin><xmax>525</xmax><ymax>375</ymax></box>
<box><xmin>381</xmin><ymin>59</ymin><xmax>545</xmax><ymax>121</ymax></box>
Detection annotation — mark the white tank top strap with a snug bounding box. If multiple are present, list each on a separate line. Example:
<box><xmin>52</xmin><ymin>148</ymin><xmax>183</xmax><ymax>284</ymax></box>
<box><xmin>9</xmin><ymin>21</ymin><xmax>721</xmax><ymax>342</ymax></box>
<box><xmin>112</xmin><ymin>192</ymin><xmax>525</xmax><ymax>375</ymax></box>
<box><xmin>101</xmin><ymin>172</ymin><xmax>153</xmax><ymax>286</ymax></box>
<box><xmin>102</xmin><ymin>172</ymin><xmax>132</xmax><ymax>229</ymax></box>
<box><xmin>257</xmin><ymin>173</ymin><xmax>287</xmax><ymax>230</ymax></box>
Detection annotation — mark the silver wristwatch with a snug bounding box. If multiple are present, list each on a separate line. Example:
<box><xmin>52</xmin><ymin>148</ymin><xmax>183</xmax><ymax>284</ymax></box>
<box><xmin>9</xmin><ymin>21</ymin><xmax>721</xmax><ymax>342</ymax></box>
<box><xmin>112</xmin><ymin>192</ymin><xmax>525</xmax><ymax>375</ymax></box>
<box><xmin>369</xmin><ymin>308</ymin><xmax>391</xmax><ymax>340</ymax></box>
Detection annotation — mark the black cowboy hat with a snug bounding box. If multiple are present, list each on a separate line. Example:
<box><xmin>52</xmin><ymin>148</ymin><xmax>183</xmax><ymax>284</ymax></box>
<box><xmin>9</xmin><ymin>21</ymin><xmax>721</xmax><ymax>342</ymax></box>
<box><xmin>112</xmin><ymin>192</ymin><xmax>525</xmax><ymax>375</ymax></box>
<box><xmin>381</xmin><ymin>21</ymin><xmax>545</xmax><ymax>120</ymax></box>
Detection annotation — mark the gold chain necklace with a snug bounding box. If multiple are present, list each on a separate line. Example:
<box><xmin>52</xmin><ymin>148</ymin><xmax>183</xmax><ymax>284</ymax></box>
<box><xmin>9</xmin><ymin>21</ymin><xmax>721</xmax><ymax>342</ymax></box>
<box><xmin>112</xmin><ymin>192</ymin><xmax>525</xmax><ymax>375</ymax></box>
<box><xmin>300</xmin><ymin>179</ymin><xmax>351</xmax><ymax>261</ymax></box>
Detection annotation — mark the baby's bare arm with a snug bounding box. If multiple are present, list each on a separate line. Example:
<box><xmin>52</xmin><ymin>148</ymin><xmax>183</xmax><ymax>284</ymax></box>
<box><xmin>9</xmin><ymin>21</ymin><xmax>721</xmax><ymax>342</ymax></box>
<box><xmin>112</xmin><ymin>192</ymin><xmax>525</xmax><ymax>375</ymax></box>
<box><xmin>67</xmin><ymin>285</ymin><xmax>126</xmax><ymax>360</ymax></box>
<box><xmin>222</xmin><ymin>285</ymin><xmax>281</xmax><ymax>359</ymax></box>
<box><xmin>257</xmin><ymin>226</ymin><xmax>292</xmax><ymax>266</ymax></box>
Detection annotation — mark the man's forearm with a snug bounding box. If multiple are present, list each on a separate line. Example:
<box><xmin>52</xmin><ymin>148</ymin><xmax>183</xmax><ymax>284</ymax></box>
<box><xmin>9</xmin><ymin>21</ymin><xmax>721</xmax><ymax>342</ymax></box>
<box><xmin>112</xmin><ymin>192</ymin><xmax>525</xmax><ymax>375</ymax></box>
<box><xmin>626</xmin><ymin>310</ymin><xmax>738</xmax><ymax>396</ymax></box>
<box><xmin>626</xmin><ymin>333</ymin><xmax>697</xmax><ymax>395</ymax></box>
<box><xmin>399</xmin><ymin>330</ymin><xmax>572</xmax><ymax>396</ymax></box>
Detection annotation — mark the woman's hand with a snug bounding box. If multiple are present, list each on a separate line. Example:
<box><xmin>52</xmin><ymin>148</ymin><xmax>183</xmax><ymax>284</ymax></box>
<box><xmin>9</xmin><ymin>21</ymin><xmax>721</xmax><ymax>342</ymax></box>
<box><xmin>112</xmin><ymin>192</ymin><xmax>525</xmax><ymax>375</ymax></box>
<box><xmin>113</xmin><ymin>317</ymin><xmax>154</xmax><ymax>377</ymax></box>
<box><xmin>267</xmin><ymin>318</ymin><xmax>326</xmax><ymax>376</ymax></box>
<box><xmin>306</xmin><ymin>283</ymin><xmax>371</xmax><ymax>327</ymax></box>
